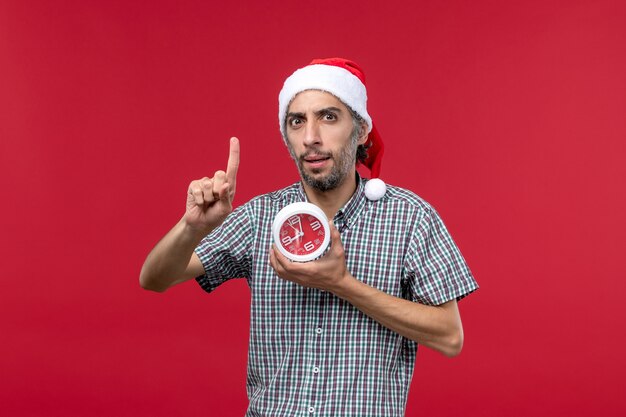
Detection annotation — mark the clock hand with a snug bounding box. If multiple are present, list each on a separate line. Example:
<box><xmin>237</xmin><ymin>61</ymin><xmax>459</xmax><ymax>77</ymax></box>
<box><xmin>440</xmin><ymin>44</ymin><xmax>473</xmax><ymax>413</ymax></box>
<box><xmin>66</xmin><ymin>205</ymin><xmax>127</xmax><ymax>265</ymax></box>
<box><xmin>288</xmin><ymin>219</ymin><xmax>305</xmax><ymax>236</ymax></box>
<box><xmin>282</xmin><ymin>226</ymin><xmax>304</xmax><ymax>245</ymax></box>
<box><xmin>281</xmin><ymin>235</ymin><xmax>296</xmax><ymax>245</ymax></box>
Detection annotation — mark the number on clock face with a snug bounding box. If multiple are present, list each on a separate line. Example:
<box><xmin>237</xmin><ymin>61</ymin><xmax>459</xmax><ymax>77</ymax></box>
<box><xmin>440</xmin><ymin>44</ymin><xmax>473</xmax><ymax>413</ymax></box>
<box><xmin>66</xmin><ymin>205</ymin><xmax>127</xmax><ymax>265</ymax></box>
<box><xmin>278</xmin><ymin>213</ymin><xmax>326</xmax><ymax>256</ymax></box>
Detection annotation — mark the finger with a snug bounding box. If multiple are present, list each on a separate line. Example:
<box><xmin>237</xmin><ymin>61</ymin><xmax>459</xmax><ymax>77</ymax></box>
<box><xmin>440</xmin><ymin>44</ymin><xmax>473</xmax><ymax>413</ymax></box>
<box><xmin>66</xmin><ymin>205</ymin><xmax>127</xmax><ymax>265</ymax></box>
<box><xmin>189</xmin><ymin>186</ymin><xmax>204</xmax><ymax>206</ymax></box>
<box><xmin>329</xmin><ymin>222</ymin><xmax>342</xmax><ymax>244</ymax></box>
<box><xmin>272</xmin><ymin>244</ymin><xmax>297</xmax><ymax>272</ymax></box>
<box><xmin>200</xmin><ymin>178</ymin><xmax>215</xmax><ymax>204</ymax></box>
<box><xmin>269</xmin><ymin>246</ymin><xmax>276</xmax><ymax>267</ymax></box>
<box><xmin>217</xmin><ymin>182</ymin><xmax>230</xmax><ymax>201</ymax></box>
<box><xmin>212</xmin><ymin>171</ymin><xmax>226</xmax><ymax>199</ymax></box>
<box><xmin>270</xmin><ymin>244</ymin><xmax>284</xmax><ymax>267</ymax></box>
<box><xmin>226</xmin><ymin>137</ymin><xmax>240</xmax><ymax>185</ymax></box>
<box><xmin>188</xmin><ymin>180</ymin><xmax>204</xmax><ymax>205</ymax></box>
<box><xmin>269</xmin><ymin>245</ymin><xmax>283</xmax><ymax>274</ymax></box>
<box><xmin>328</xmin><ymin>222</ymin><xmax>345</xmax><ymax>256</ymax></box>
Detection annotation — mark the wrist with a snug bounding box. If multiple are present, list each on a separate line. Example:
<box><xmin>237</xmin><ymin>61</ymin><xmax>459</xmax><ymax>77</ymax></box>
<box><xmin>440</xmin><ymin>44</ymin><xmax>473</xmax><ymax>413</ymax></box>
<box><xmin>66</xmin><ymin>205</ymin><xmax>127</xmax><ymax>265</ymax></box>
<box><xmin>330</xmin><ymin>272</ymin><xmax>359</xmax><ymax>300</ymax></box>
<box><xmin>179</xmin><ymin>217</ymin><xmax>215</xmax><ymax>241</ymax></box>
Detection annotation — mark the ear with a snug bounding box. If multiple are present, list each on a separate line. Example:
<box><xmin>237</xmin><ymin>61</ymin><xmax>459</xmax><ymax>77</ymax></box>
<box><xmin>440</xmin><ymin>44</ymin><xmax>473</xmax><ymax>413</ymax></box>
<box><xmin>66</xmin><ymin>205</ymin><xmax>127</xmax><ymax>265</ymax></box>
<box><xmin>357</xmin><ymin>122</ymin><xmax>369</xmax><ymax>145</ymax></box>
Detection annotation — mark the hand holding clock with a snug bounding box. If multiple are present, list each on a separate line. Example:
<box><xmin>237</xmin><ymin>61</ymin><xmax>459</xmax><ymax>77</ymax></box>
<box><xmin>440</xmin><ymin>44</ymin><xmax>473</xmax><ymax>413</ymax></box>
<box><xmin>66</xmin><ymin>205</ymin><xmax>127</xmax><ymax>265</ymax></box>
<box><xmin>270</xmin><ymin>222</ymin><xmax>351</xmax><ymax>293</ymax></box>
<box><xmin>184</xmin><ymin>137</ymin><xmax>240</xmax><ymax>233</ymax></box>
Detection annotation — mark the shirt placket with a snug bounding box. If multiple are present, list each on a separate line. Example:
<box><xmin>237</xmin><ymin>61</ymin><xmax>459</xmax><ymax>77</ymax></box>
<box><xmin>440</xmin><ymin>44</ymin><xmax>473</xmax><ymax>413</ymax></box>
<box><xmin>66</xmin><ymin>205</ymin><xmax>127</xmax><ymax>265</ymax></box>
<box><xmin>308</xmin><ymin>289</ymin><xmax>331</xmax><ymax>416</ymax></box>
<box><xmin>299</xmin><ymin>286</ymin><xmax>329</xmax><ymax>416</ymax></box>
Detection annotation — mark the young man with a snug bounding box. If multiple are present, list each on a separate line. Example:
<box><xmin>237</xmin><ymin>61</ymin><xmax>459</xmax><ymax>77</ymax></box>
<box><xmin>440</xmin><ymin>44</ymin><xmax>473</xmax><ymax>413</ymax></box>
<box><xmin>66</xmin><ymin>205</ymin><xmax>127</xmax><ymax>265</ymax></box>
<box><xmin>140</xmin><ymin>58</ymin><xmax>478</xmax><ymax>416</ymax></box>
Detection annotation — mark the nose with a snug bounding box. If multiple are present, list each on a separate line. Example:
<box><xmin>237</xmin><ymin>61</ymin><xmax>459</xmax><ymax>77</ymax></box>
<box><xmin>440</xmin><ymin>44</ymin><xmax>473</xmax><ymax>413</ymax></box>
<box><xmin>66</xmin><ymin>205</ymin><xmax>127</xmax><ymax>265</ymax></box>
<box><xmin>302</xmin><ymin>120</ymin><xmax>321</xmax><ymax>147</ymax></box>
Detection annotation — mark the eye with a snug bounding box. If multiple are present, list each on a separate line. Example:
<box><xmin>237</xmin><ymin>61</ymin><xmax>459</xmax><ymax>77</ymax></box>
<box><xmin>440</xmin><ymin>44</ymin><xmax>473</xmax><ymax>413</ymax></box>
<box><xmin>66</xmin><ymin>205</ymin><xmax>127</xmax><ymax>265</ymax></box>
<box><xmin>288</xmin><ymin>118</ymin><xmax>303</xmax><ymax>128</ymax></box>
<box><xmin>323</xmin><ymin>113</ymin><xmax>337</xmax><ymax>121</ymax></box>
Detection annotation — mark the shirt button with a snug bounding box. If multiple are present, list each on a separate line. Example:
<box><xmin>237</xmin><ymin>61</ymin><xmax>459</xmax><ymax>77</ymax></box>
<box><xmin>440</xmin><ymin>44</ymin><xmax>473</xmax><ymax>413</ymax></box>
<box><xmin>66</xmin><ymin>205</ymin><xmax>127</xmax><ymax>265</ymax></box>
<box><xmin>308</xmin><ymin>406</ymin><xmax>315</xmax><ymax>413</ymax></box>
<box><xmin>315</xmin><ymin>327</ymin><xmax>322</xmax><ymax>334</ymax></box>
<box><xmin>313</xmin><ymin>366</ymin><xmax>320</xmax><ymax>374</ymax></box>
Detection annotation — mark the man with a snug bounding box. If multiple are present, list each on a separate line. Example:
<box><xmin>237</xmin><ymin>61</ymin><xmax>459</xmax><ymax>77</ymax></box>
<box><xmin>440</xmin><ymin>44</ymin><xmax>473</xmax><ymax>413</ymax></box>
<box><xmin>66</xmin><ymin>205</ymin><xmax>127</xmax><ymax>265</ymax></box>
<box><xmin>140</xmin><ymin>58</ymin><xmax>478</xmax><ymax>416</ymax></box>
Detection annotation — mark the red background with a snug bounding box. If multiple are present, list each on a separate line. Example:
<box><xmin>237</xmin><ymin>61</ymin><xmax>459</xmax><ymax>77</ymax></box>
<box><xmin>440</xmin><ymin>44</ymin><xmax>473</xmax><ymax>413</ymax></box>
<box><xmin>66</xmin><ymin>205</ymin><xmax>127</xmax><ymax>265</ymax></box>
<box><xmin>1</xmin><ymin>1</ymin><xmax>625</xmax><ymax>416</ymax></box>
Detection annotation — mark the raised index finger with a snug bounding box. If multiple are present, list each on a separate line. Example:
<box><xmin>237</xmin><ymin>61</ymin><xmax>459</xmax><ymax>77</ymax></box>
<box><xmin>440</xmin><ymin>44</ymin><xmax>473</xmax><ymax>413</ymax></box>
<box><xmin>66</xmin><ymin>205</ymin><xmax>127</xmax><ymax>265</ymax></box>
<box><xmin>226</xmin><ymin>137</ymin><xmax>240</xmax><ymax>184</ymax></box>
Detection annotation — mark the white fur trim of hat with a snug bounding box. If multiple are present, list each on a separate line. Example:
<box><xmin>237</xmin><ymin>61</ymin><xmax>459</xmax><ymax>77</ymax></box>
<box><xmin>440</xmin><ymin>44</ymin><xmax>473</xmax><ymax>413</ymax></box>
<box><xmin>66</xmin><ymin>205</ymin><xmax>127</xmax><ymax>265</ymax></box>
<box><xmin>278</xmin><ymin>64</ymin><xmax>373</xmax><ymax>137</ymax></box>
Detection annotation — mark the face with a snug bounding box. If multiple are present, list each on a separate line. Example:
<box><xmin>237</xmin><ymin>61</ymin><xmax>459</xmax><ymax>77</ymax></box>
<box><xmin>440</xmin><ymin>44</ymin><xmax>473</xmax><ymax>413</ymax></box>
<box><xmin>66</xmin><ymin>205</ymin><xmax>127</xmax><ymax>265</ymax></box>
<box><xmin>284</xmin><ymin>90</ymin><xmax>366</xmax><ymax>192</ymax></box>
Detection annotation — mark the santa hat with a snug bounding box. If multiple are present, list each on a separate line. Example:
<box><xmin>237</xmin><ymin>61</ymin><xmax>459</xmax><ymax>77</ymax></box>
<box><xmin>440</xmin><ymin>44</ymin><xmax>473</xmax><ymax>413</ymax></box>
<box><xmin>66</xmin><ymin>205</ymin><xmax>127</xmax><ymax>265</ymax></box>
<box><xmin>278</xmin><ymin>57</ymin><xmax>384</xmax><ymax>178</ymax></box>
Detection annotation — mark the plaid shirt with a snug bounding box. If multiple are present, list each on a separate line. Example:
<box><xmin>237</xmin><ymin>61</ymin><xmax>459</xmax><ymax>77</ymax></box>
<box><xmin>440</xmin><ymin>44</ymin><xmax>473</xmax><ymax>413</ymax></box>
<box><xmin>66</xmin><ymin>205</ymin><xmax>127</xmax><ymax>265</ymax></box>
<box><xmin>195</xmin><ymin>177</ymin><xmax>478</xmax><ymax>417</ymax></box>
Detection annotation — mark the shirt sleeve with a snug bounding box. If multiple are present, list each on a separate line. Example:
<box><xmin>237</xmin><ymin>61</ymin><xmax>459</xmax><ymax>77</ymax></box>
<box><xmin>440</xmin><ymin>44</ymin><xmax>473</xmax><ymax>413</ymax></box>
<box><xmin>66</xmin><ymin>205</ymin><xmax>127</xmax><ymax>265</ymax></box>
<box><xmin>403</xmin><ymin>206</ymin><xmax>478</xmax><ymax>306</ymax></box>
<box><xmin>193</xmin><ymin>204</ymin><xmax>253</xmax><ymax>293</ymax></box>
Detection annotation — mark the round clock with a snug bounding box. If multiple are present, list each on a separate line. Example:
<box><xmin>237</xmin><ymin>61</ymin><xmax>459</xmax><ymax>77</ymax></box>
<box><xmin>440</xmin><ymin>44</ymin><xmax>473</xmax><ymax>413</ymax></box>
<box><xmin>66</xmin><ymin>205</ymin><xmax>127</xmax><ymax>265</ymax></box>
<box><xmin>272</xmin><ymin>202</ymin><xmax>331</xmax><ymax>262</ymax></box>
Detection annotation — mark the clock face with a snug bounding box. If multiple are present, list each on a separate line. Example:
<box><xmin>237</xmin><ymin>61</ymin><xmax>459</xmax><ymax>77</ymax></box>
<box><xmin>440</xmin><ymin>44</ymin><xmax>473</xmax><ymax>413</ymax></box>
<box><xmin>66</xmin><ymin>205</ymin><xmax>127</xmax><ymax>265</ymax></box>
<box><xmin>272</xmin><ymin>202</ymin><xmax>330</xmax><ymax>262</ymax></box>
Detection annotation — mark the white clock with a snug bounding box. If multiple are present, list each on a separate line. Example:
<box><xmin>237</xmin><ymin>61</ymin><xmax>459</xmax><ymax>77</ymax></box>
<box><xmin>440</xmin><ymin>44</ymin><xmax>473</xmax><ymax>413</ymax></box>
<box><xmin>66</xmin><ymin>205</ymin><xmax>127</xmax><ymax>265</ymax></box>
<box><xmin>272</xmin><ymin>202</ymin><xmax>331</xmax><ymax>262</ymax></box>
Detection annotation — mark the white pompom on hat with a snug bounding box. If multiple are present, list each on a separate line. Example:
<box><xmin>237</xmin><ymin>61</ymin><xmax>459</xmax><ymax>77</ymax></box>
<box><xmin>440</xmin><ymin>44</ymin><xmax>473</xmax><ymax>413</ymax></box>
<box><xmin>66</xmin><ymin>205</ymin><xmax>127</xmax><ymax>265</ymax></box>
<box><xmin>278</xmin><ymin>57</ymin><xmax>384</xmax><ymax>178</ymax></box>
<box><xmin>364</xmin><ymin>178</ymin><xmax>387</xmax><ymax>201</ymax></box>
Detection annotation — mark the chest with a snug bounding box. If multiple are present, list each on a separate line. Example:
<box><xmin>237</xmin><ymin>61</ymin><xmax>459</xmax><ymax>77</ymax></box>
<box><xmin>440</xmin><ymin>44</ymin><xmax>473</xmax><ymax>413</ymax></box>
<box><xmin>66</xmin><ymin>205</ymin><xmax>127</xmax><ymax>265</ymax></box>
<box><xmin>249</xmin><ymin>205</ymin><xmax>414</xmax><ymax>298</ymax></box>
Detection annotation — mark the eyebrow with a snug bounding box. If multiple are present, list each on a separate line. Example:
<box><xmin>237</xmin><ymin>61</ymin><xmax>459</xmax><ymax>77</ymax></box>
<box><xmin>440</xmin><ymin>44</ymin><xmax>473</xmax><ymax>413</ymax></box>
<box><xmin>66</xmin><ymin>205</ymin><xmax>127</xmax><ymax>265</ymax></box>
<box><xmin>286</xmin><ymin>106</ymin><xmax>344</xmax><ymax>120</ymax></box>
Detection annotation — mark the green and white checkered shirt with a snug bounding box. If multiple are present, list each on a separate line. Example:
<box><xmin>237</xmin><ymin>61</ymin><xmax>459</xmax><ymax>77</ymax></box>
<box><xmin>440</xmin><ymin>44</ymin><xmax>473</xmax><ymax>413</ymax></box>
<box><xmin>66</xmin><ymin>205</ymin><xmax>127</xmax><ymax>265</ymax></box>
<box><xmin>195</xmin><ymin>177</ymin><xmax>478</xmax><ymax>417</ymax></box>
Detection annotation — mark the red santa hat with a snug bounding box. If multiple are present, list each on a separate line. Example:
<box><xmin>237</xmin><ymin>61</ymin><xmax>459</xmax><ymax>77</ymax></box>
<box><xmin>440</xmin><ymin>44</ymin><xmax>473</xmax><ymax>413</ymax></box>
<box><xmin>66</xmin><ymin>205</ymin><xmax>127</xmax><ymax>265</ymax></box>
<box><xmin>278</xmin><ymin>57</ymin><xmax>384</xmax><ymax>178</ymax></box>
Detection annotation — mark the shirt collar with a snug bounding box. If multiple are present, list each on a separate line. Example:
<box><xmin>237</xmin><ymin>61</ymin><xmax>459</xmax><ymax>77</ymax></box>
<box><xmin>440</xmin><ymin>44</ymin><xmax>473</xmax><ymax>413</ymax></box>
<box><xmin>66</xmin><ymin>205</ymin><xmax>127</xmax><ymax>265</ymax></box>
<box><xmin>295</xmin><ymin>173</ymin><xmax>368</xmax><ymax>230</ymax></box>
<box><xmin>336</xmin><ymin>173</ymin><xmax>367</xmax><ymax>230</ymax></box>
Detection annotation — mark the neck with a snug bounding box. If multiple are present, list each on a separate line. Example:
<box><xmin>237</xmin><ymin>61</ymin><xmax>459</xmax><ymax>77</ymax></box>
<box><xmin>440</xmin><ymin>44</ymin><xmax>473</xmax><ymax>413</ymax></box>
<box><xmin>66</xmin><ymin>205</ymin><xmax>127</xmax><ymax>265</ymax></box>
<box><xmin>302</xmin><ymin>171</ymin><xmax>358</xmax><ymax>220</ymax></box>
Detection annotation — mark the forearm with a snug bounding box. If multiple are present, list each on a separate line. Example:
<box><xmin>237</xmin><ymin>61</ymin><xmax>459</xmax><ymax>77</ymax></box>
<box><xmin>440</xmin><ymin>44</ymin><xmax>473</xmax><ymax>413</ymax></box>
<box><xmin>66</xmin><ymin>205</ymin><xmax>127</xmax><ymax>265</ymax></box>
<box><xmin>139</xmin><ymin>218</ymin><xmax>209</xmax><ymax>292</ymax></box>
<box><xmin>140</xmin><ymin>137</ymin><xmax>239</xmax><ymax>292</ymax></box>
<box><xmin>332</xmin><ymin>276</ymin><xmax>464</xmax><ymax>357</ymax></box>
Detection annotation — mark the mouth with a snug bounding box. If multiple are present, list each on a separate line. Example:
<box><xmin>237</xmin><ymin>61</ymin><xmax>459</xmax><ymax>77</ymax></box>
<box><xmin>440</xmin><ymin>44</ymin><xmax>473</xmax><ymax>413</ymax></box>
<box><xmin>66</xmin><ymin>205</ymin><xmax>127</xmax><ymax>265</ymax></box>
<box><xmin>300</xmin><ymin>152</ymin><xmax>332</xmax><ymax>167</ymax></box>
<box><xmin>304</xmin><ymin>155</ymin><xmax>331</xmax><ymax>162</ymax></box>
<box><xmin>302</xmin><ymin>153</ymin><xmax>332</xmax><ymax>169</ymax></box>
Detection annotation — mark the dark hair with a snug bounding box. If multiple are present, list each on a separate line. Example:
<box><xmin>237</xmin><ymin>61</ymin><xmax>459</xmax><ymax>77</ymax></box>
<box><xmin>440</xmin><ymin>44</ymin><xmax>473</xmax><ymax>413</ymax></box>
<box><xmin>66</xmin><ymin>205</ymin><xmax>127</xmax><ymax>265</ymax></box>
<box><xmin>348</xmin><ymin>107</ymin><xmax>370</xmax><ymax>165</ymax></box>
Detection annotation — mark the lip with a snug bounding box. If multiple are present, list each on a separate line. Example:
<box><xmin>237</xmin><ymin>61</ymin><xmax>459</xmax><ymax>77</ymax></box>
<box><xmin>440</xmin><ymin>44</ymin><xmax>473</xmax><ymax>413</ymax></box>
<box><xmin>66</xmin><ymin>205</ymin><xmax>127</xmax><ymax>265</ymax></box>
<box><xmin>303</xmin><ymin>155</ymin><xmax>331</xmax><ymax>169</ymax></box>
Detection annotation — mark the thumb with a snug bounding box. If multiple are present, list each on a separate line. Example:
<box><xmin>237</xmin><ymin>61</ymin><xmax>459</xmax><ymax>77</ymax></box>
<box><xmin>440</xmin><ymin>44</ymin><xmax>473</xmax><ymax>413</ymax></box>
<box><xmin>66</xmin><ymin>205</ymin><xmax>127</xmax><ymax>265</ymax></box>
<box><xmin>216</xmin><ymin>182</ymin><xmax>233</xmax><ymax>211</ymax></box>
<box><xmin>329</xmin><ymin>222</ymin><xmax>344</xmax><ymax>250</ymax></box>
